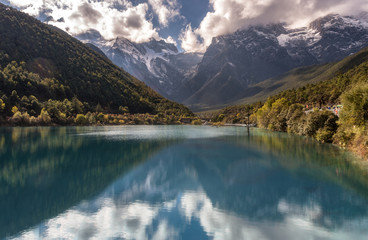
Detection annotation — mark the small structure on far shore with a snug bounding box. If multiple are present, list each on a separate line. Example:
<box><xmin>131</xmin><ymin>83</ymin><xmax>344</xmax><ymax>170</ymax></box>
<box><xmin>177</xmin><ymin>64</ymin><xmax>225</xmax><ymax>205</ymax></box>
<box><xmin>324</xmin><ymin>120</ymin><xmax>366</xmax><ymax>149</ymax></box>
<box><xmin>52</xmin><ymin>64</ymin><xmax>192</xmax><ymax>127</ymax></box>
<box><xmin>180</xmin><ymin>118</ymin><xmax>192</xmax><ymax>124</ymax></box>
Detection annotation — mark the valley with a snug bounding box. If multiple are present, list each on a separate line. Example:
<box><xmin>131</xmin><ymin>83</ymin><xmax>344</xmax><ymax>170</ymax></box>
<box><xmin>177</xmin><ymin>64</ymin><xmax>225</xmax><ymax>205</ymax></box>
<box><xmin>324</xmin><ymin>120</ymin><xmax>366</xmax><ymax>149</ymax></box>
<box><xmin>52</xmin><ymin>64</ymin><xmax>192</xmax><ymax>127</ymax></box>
<box><xmin>75</xmin><ymin>13</ymin><xmax>368</xmax><ymax>111</ymax></box>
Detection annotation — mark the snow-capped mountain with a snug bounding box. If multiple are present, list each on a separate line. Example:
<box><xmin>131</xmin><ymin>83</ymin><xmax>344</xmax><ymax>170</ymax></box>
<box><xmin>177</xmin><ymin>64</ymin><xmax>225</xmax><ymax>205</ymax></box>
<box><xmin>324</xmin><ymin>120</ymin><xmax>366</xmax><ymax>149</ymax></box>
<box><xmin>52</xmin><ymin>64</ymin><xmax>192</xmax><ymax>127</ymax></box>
<box><xmin>183</xmin><ymin>13</ymin><xmax>368</xmax><ymax>108</ymax></box>
<box><xmin>77</xmin><ymin>31</ymin><xmax>202</xmax><ymax>100</ymax></box>
<box><xmin>281</xmin><ymin>13</ymin><xmax>368</xmax><ymax>62</ymax></box>
<box><xmin>76</xmin><ymin>13</ymin><xmax>368</xmax><ymax>110</ymax></box>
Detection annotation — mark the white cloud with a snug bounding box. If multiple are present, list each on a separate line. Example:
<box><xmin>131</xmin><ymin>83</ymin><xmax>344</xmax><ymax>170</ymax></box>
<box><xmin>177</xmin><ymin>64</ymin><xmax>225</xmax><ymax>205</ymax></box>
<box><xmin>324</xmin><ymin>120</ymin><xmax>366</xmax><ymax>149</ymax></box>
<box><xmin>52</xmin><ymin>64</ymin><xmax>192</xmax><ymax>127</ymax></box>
<box><xmin>179</xmin><ymin>191</ymin><xmax>368</xmax><ymax>240</ymax></box>
<box><xmin>180</xmin><ymin>0</ymin><xmax>368</xmax><ymax>52</ymax></box>
<box><xmin>11</xmin><ymin>190</ymin><xmax>368</xmax><ymax>240</ymax></box>
<box><xmin>6</xmin><ymin>0</ymin><xmax>160</xmax><ymax>43</ymax></box>
<box><xmin>5</xmin><ymin>0</ymin><xmax>368</xmax><ymax>52</ymax></box>
<box><xmin>148</xmin><ymin>0</ymin><xmax>181</xmax><ymax>27</ymax></box>
<box><xmin>164</xmin><ymin>35</ymin><xmax>178</xmax><ymax>45</ymax></box>
<box><xmin>11</xmin><ymin>200</ymin><xmax>160</xmax><ymax>240</ymax></box>
<box><xmin>179</xmin><ymin>24</ymin><xmax>205</xmax><ymax>52</ymax></box>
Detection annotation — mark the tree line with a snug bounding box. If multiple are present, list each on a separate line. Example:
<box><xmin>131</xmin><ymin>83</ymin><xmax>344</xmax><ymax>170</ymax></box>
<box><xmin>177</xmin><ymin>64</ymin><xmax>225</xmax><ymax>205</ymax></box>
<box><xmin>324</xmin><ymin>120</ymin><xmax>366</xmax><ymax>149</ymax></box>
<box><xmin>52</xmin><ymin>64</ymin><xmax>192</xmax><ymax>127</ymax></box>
<box><xmin>212</xmin><ymin>47</ymin><xmax>368</xmax><ymax>158</ymax></box>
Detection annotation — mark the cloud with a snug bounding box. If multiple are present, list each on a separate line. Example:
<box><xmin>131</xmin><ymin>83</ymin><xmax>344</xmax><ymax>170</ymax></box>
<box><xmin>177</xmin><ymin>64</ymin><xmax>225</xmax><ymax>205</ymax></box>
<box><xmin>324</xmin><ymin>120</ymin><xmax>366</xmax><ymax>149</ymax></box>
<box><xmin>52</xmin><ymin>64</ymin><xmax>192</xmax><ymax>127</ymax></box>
<box><xmin>164</xmin><ymin>36</ymin><xmax>178</xmax><ymax>45</ymax></box>
<box><xmin>110</xmin><ymin>3</ymin><xmax>160</xmax><ymax>42</ymax></box>
<box><xmin>5</xmin><ymin>0</ymin><xmax>368</xmax><ymax>52</ymax></box>
<box><xmin>6</xmin><ymin>0</ymin><xmax>160</xmax><ymax>43</ymax></box>
<box><xmin>180</xmin><ymin>0</ymin><xmax>368</xmax><ymax>52</ymax></box>
<box><xmin>179</xmin><ymin>24</ymin><xmax>205</xmax><ymax>52</ymax></box>
<box><xmin>4</xmin><ymin>0</ymin><xmax>44</xmax><ymax>16</ymax></box>
<box><xmin>148</xmin><ymin>0</ymin><xmax>181</xmax><ymax>27</ymax></box>
<box><xmin>70</xmin><ymin>2</ymin><xmax>102</xmax><ymax>25</ymax></box>
<box><xmin>125</xmin><ymin>12</ymin><xmax>143</xmax><ymax>29</ymax></box>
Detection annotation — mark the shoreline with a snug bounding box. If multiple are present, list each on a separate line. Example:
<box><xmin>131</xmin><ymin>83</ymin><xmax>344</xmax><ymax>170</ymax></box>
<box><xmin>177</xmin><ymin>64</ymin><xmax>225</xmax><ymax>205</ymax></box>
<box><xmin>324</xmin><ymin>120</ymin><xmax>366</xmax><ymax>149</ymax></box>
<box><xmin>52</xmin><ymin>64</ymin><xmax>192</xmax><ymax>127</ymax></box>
<box><xmin>3</xmin><ymin>123</ymin><xmax>366</xmax><ymax>164</ymax></box>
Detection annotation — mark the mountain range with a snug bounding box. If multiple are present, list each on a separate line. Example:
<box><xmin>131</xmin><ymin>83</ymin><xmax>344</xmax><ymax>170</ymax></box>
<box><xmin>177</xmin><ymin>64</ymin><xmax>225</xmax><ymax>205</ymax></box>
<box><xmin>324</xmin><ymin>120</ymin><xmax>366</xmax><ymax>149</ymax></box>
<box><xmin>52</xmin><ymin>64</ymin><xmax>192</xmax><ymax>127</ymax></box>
<box><xmin>183</xmin><ymin>13</ymin><xmax>368</xmax><ymax>110</ymax></box>
<box><xmin>80</xmin><ymin>12</ymin><xmax>368</xmax><ymax>111</ymax></box>
<box><xmin>78</xmin><ymin>32</ymin><xmax>203</xmax><ymax>101</ymax></box>
<box><xmin>3</xmin><ymin>2</ymin><xmax>368</xmax><ymax>114</ymax></box>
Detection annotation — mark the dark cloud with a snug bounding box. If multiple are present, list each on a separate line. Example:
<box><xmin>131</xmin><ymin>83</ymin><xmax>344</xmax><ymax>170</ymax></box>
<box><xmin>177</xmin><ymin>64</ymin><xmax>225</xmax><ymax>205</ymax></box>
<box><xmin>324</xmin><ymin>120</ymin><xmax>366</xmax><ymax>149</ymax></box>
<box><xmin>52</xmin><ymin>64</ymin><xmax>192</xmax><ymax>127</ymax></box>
<box><xmin>126</xmin><ymin>13</ymin><xmax>143</xmax><ymax>29</ymax></box>
<box><xmin>77</xmin><ymin>224</ymin><xmax>97</xmax><ymax>240</ymax></box>
<box><xmin>70</xmin><ymin>2</ymin><xmax>102</xmax><ymax>24</ymax></box>
<box><xmin>37</xmin><ymin>8</ymin><xmax>53</xmax><ymax>22</ymax></box>
<box><xmin>113</xmin><ymin>18</ymin><xmax>130</xmax><ymax>36</ymax></box>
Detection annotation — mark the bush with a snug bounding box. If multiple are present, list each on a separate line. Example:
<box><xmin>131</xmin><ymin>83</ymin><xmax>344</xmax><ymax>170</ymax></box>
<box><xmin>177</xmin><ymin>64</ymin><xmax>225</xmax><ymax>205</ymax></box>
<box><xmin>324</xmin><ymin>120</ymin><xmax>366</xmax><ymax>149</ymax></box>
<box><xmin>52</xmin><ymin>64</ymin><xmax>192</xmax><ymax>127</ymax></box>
<box><xmin>286</xmin><ymin>104</ymin><xmax>305</xmax><ymax>134</ymax></box>
<box><xmin>75</xmin><ymin>114</ymin><xmax>88</xmax><ymax>125</ymax></box>
<box><xmin>340</xmin><ymin>84</ymin><xmax>368</xmax><ymax>126</ymax></box>
<box><xmin>315</xmin><ymin>127</ymin><xmax>335</xmax><ymax>143</ymax></box>
<box><xmin>10</xmin><ymin>111</ymin><xmax>30</xmax><ymax>125</ymax></box>
<box><xmin>0</xmin><ymin>99</ymin><xmax>5</xmax><ymax>111</ymax></box>
<box><xmin>256</xmin><ymin>98</ymin><xmax>290</xmax><ymax>132</ymax></box>
<box><xmin>192</xmin><ymin>119</ymin><xmax>202</xmax><ymax>125</ymax></box>
<box><xmin>11</xmin><ymin>106</ymin><xmax>18</xmax><ymax>114</ymax></box>
<box><xmin>97</xmin><ymin>113</ymin><xmax>105</xmax><ymax>123</ymax></box>
<box><xmin>304</xmin><ymin>110</ymin><xmax>337</xmax><ymax>137</ymax></box>
<box><xmin>37</xmin><ymin>109</ymin><xmax>52</xmax><ymax>124</ymax></box>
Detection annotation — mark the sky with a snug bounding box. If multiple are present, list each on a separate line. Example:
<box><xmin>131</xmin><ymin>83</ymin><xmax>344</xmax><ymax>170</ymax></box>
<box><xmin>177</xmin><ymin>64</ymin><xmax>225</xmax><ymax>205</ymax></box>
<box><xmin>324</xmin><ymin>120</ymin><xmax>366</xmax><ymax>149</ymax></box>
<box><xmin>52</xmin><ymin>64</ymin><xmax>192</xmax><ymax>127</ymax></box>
<box><xmin>1</xmin><ymin>0</ymin><xmax>368</xmax><ymax>52</ymax></box>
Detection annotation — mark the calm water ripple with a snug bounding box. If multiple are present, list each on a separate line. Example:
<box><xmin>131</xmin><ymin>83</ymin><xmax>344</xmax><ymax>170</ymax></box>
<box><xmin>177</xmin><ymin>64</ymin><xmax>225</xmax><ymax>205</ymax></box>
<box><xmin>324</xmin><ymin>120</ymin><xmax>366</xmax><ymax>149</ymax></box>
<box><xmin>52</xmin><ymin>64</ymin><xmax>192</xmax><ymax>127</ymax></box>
<box><xmin>1</xmin><ymin>126</ymin><xmax>368</xmax><ymax>240</ymax></box>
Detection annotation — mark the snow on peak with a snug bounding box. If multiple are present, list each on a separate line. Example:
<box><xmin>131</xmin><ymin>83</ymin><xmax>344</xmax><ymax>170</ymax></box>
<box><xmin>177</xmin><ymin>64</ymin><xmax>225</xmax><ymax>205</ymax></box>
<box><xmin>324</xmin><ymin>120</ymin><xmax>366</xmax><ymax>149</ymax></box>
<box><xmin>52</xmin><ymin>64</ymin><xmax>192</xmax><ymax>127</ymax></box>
<box><xmin>277</xmin><ymin>14</ymin><xmax>368</xmax><ymax>48</ymax></box>
<box><xmin>277</xmin><ymin>28</ymin><xmax>321</xmax><ymax>47</ymax></box>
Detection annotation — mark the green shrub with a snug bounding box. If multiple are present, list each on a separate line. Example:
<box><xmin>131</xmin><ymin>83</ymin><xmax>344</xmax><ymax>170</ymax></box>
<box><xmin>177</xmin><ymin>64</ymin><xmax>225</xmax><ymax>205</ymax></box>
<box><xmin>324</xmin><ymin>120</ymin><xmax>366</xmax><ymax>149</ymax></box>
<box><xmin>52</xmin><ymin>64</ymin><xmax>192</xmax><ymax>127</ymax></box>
<box><xmin>75</xmin><ymin>114</ymin><xmax>88</xmax><ymax>125</ymax></box>
<box><xmin>97</xmin><ymin>113</ymin><xmax>105</xmax><ymax>123</ymax></box>
<box><xmin>0</xmin><ymin>99</ymin><xmax>5</xmax><ymax>111</ymax></box>
<box><xmin>37</xmin><ymin>109</ymin><xmax>51</xmax><ymax>124</ymax></box>
<box><xmin>315</xmin><ymin>127</ymin><xmax>335</xmax><ymax>143</ymax></box>
<box><xmin>304</xmin><ymin>110</ymin><xmax>337</xmax><ymax>137</ymax></box>
<box><xmin>192</xmin><ymin>119</ymin><xmax>202</xmax><ymax>125</ymax></box>
<box><xmin>340</xmin><ymin>84</ymin><xmax>368</xmax><ymax>126</ymax></box>
<box><xmin>10</xmin><ymin>111</ymin><xmax>30</xmax><ymax>125</ymax></box>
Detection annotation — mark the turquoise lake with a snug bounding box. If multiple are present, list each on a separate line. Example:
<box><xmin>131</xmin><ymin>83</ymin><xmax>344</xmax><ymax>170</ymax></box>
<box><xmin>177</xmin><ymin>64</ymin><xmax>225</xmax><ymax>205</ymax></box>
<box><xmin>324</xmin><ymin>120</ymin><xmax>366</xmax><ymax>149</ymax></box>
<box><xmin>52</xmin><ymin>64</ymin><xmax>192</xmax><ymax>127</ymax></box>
<box><xmin>1</xmin><ymin>126</ymin><xmax>368</xmax><ymax>240</ymax></box>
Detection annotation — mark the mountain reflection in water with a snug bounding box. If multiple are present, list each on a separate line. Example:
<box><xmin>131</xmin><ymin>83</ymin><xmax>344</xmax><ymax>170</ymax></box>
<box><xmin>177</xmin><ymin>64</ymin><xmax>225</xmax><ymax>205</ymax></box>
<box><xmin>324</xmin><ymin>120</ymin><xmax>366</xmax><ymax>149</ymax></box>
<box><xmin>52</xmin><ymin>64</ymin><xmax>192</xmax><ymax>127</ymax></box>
<box><xmin>2</xmin><ymin>126</ymin><xmax>368</xmax><ymax>240</ymax></box>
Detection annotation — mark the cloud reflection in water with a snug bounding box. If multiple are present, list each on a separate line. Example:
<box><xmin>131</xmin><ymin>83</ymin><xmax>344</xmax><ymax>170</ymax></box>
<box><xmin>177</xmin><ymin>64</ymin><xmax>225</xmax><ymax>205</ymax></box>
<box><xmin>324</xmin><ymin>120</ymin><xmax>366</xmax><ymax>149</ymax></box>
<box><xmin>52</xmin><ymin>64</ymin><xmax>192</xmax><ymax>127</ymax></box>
<box><xmin>7</xmin><ymin>127</ymin><xmax>368</xmax><ymax>240</ymax></box>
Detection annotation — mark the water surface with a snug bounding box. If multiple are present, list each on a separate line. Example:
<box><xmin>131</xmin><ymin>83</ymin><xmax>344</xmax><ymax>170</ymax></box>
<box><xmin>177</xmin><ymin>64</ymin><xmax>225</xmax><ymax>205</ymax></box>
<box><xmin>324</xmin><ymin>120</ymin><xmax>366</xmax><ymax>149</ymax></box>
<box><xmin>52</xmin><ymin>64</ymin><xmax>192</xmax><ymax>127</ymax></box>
<box><xmin>1</xmin><ymin>126</ymin><xmax>368</xmax><ymax>240</ymax></box>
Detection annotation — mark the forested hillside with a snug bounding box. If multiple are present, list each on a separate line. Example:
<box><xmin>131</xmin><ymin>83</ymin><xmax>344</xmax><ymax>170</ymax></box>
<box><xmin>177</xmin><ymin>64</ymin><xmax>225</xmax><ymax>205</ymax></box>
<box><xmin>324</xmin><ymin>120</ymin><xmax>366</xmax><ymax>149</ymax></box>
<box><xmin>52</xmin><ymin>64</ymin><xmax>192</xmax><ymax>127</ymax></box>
<box><xmin>0</xmin><ymin>4</ymin><xmax>193</xmax><ymax>125</ymax></box>
<box><xmin>212</xmin><ymin>47</ymin><xmax>368</xmax><ymax>158</ymax></box>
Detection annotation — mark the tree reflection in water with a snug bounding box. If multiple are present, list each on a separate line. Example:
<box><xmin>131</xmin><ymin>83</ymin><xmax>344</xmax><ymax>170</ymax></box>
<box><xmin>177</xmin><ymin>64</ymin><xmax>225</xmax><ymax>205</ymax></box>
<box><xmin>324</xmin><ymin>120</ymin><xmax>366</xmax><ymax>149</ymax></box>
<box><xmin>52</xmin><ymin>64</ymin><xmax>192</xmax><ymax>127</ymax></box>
<box><xmin>2</xmin><ymin>126</ymin><xmax>368</xmax><ymax>240</ymax></box>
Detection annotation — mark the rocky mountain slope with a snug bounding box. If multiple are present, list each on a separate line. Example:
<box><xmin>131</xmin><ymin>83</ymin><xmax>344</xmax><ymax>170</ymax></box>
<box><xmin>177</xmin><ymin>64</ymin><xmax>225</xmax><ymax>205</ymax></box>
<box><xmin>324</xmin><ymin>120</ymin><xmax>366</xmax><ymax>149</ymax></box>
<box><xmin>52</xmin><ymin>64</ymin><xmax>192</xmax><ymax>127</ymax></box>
<box><xmin>183</xmin><ymin>13</ymin><xmax>368</xmax><ymax>110</ymax></box>
<box><xmin>78</xmin><ymin>31</ymin><xmax>203</xmax><ymax>101</ymax></box>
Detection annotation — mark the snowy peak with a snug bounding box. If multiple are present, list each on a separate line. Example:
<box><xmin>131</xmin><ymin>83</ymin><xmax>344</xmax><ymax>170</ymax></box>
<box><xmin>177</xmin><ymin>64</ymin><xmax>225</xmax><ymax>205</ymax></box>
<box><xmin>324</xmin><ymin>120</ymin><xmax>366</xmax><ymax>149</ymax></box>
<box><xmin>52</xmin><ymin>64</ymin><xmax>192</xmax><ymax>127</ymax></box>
<box><xmin>105</xmin><ymin>37</ymin><xmax>179</xmax><ymax>67</ymax></box>
<box><xmin>212</xmin><ymin>23</ymin><xmax>286</xmax><ymax>46</ymax></box>
<box><xmin>76</xmin><ymin>12</ymin><xmax>368</xmax><ymax>109</ymax></box>
<box><xmin>309</xmin><ymin>13</ymin><xmax>368</xmax><ymax>32</ymax></box>
<box><xmin>109</xmin><ymin>37</ymin><xmax>147</xmax><ymax>60</ymax></box>
<box><xmin>77</xmin><ymin>33</ymin><xmax>202</xmax><ymax>101</ymax></box>
<box><xmin>309</xmin><ymin>14</ymin><xmax>339</xmax><ymax>32</ymax></box>
<box><xmin>145</xmin><ymin>38</ymin><xmax>178</xmax><ymax>54</ymax></box>
<box><xmin>277</xmin><ymin>27</ymin><xmax>321</xmax><ymax>48</ymax></box>
<box><xmin>277</xmin><ymin>13</ymin><xmax>368</xmax><ymax>48</ymax></box>
<box><xmin>184</xmin><ymin>12</ymin><xmax>368</xmax><ymax>108</ymax></box>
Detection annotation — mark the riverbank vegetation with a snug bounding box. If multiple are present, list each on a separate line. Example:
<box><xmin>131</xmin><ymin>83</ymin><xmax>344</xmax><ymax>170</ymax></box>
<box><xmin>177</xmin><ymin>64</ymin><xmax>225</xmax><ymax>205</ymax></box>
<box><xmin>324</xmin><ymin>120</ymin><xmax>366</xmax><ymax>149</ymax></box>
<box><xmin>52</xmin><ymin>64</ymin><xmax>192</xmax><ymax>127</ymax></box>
<box><xmin>0</xmin><ymin>62</ymin><xmax>197</xmax><ymax>126</ymax></box>
<box><xmin>0</xmin><ymin>62</ymin><xmax>196</xmax><ymax>126</ymax></box>
<box><xmin>211</xmin><ymin>47</ymin><xmax>368</xmax><ymax>159</ymax></box>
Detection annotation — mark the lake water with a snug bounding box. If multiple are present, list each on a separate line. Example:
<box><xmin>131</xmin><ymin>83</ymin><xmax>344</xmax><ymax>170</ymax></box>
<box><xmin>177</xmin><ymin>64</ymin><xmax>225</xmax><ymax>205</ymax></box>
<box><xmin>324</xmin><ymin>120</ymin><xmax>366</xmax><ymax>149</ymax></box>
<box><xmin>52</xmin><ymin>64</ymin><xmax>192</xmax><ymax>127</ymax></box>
<box><xmin>1</xmin><ymin>126</ymin><xmax>368</xmax><ymax>240</ymax></box>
